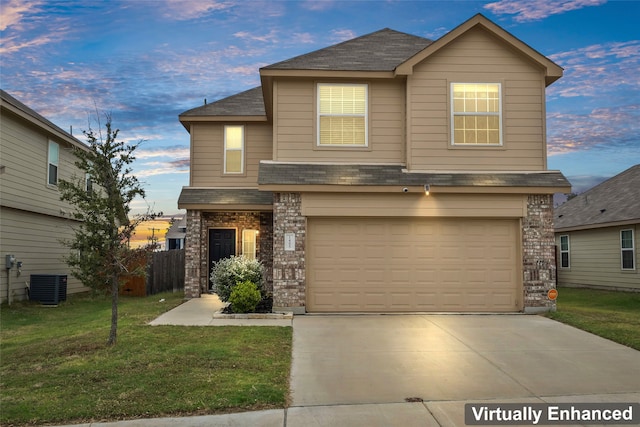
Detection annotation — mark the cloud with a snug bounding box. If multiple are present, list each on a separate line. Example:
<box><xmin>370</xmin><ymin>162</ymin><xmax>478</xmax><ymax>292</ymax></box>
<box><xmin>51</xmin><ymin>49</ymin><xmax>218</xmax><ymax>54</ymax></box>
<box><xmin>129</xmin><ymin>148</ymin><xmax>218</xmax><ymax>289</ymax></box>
<box><xmin>158</xmin><ymin>0</ymin><xmax>234</xmax><ymax>21</ymax></box>
<box><xmin>233</xmin><ymin>29</ymin><xmax>279</xmax><ymax>43</ymax></box>
<box><xmin>136</xmin><ymin>146</ymin><xmax>191</xmax><ymax>160</ymax></box>
<box><xmin>484</xmin><ymin>0</ymin><xmax>607</xmax><ymax>22</ymax></box>
<box><xmin>547</xmin><ymin>105</ymin><xmax>640</xmax><ymax>155</ymax></box>
<box><xmin>549</xmin><ymin>41</ymin><xmax>640</xmax><ymax>97</ymax></box>
<box><xmin>0</xmin><ymin>0</ymin><xmax>43</xmax><ymax>31</ymax></box>
<box><xmin>301</xmin><ymin>1</ymin><xmax>337</xmax><ymax>11</ymax></box>
<box><xmin>137</xmin><ymin>164</ymin><xmax>190</xmax><ymax>178</ymax></box>
<box><xmin>0</xmin><ymin>0</ymin><xmax>73</xmax><ymax>55</ymax></box>
<box><xmin>330</xmin><ymin>29</ymin><xmax>356</xmax><ymax>42</ymax></box>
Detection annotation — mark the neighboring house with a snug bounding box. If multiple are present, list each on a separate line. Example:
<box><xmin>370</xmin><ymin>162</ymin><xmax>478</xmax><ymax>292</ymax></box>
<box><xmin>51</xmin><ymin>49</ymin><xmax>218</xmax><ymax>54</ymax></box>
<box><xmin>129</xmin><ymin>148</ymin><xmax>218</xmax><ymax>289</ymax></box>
<box><xmin>166</xmin><ymin>216</ymin><xmax>186</xmax><ymax>250</ymax></box>
<box><xmin>0</xmin><ymin>90</ymin><xmax>90</xmax><ymax>303</ymax></box>
<box><xmin>555</xmin><ymin>165</ymin><xmax>640</xmax><ymax>291</ymax></box>
<box><xmin>178</xmin><ymin>14</ymin><xmax>571</xmax><ymax>313</ymax></box>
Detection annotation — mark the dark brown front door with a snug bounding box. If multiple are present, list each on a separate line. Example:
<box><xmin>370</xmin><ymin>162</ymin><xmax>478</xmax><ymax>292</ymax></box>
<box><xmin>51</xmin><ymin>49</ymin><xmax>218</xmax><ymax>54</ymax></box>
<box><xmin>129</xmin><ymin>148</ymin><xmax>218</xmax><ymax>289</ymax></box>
<box><xmin>208</xmin><ymin>229</ymin><xmax>236</xmax><ymax>288</ymax></box>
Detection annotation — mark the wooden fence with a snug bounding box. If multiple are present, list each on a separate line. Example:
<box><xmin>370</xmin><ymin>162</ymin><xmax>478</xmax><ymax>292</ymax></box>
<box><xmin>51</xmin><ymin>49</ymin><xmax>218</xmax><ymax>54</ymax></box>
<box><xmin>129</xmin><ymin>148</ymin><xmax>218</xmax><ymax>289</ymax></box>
<box><xmin>147</xmin><ymin>249</ymin><xmax>185</xmax><ymax>295</ymax></box>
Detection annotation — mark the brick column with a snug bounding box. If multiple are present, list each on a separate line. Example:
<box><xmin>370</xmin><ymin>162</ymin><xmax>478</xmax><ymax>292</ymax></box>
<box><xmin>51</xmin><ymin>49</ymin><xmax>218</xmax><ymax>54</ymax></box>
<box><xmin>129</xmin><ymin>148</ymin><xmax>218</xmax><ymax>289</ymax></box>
<box><xmin>184</xmin><ymin>209</ymin><xmax>202</xmax><ymax>299</ymax></box>
<box><xmin>522</xmin><ymin>194</ymin><xmax>556</xmax><ymax>313</ymax></box>
<box><xmin>272</xmin><ymin>193</ymin><xmax>306</xmax><ymax>314</ymax></box>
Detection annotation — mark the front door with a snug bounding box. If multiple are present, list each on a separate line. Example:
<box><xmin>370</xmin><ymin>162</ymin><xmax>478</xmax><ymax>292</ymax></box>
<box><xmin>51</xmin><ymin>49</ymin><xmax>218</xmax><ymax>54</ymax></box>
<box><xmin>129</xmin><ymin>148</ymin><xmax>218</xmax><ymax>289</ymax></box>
<box><xmin>208</xmin><ymin>229</ymin><xmax>236</xmax><ymax>288</ymax></box>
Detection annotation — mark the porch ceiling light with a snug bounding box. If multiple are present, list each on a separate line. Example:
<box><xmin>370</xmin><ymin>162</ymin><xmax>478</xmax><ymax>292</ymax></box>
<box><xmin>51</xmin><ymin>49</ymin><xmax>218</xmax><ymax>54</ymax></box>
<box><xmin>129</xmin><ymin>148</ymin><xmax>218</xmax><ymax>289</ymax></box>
<box><xmin>424</xmin><ymin>184</ymin><xmax>430</xmax><ymax>196</ymax></box>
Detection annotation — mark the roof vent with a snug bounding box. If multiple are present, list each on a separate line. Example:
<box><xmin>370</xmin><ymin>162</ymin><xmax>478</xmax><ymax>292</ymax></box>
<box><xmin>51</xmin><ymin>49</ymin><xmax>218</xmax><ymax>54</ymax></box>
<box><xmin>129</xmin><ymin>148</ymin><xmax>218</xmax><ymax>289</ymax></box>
<box><xmin>600</xmin><ymin>209</ymin><xmax>606</xmax><ymax>213</ymax></box>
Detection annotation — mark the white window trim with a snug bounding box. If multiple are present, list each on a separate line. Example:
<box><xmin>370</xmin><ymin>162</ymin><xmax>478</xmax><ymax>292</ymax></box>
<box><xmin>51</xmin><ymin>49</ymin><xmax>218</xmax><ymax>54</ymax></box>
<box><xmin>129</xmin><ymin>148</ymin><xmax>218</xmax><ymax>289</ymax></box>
<box><xmin>47</xmin><ymin>140</ymin><xmax>59</xmax><ymax>186</ymax></box>
<box><xmin>450</xmin><ymin>82</ymin><xmax>503</xmax><ymax>146</ymax></box>
<box><xmin>621</xmin><ymin>229</ymin><xmax>635</xmax><ymax>270</ymax></box>
<box><xmin>559</xmin><ymin>235</ymin><xmax>570</xmax><ymax>269</ymax></box>
<box><xmin>317</xmin><ymin>83</ymin><xmax>368</xmax><ymax>147</ymax></box>
<box><xmin>223</xmin><ymin>125</ymin><xmax>244</xmax><ymax>174</ymax></box>
<box><xmin>242</xmin><ymin>229</ymin><xmax>258</xmax><ymax>260</ymax></box>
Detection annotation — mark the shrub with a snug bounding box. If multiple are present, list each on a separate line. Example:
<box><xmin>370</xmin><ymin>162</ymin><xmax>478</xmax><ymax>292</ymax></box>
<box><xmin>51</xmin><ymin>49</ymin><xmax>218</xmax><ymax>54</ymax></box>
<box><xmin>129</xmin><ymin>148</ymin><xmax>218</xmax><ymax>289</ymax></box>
<box><xmin>228</xmin><ymin>280</ymin><xmax>262</xmax><ymax>313</ymax></box>
<box><xmin>210</xmin><ymin>256</ymin><xmax>264</xmax><ymax>302</ymax></box>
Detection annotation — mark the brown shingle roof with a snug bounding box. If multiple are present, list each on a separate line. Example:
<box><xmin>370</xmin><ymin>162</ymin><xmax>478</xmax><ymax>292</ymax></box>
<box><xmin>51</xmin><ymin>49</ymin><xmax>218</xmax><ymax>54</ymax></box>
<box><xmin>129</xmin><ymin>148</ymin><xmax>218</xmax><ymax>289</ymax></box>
<box><xmin>262</xmin><ymin>28</ymin><xmax>433</xmax><ymax>72</ymax></box>
<box><xmin>555</xmin><ymin>164</ymin><xmax>640</xmax><ymax>231</ymax></box>
<box><xmin>258</xmin><ymin>162</ymin><xmax>570</xmax><ymax>189</ymax></box>
<box><xmin>179</xmin><ymin>87</ymin><xmax>265</xmax><ymax>117</ymax></box>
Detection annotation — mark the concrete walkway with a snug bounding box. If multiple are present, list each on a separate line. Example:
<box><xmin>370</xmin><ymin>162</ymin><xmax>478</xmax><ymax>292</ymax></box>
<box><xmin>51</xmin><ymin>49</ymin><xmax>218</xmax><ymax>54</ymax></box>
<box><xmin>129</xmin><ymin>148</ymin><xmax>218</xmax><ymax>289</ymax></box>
<box><xmin>148</xmin><ymin>293</ymin><xmax>292</xmax><ymax>327</ymax></box>
<box><xmin>55</xmin><ymin>299</ymin><xmax>639</xmax><ymax>427</ymax></box>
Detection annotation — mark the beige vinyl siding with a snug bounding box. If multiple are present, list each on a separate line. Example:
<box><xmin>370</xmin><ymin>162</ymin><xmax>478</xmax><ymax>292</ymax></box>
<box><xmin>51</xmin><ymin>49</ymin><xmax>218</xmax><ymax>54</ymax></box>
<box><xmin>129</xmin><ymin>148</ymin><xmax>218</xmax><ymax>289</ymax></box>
<box><xmin>0</xmin><ymin>112</ymin><xmax>81</xmax><ymax>218</ymax></box>
<box><xmin>0</xmin><ymin>207</ymin><xmax>87</xmax><ymax>303</ymax></box>
<box><xmin>407</xmin><ymin>26</ymin><xmax>547</xmax><ymax>171</ymax></box>
<box><xmin>190</xmin><ymin>122</ymin><xmax>272</xmax><ymax>187</ymax></box>
<box><xmin>273</xmin><ymin>79</ymin><xmax>405</xmax><ymax>163</ymax></box>
<box><xmin>302</xmin><ymin>192</ymin><xmax>527</xmax><ymax>218</ymax></box>
<box><xmin>556</xmin><ymin>225</ymin><xmax>640</xmax><ymax>291</ymax></box>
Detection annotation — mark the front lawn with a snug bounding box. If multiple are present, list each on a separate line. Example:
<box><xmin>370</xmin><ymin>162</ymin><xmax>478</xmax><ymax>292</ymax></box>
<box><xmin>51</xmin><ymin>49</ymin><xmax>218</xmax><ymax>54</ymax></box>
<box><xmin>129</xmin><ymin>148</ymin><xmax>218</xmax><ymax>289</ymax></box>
<box><xmin>0</xmin><ymin>292</ymin><xmax>292</xmax><ymax>426</ymax></box>
<box><xmin>547</xmin><ymin>287</ymin><xmax>640</xmax><ymax>350</ymax></box>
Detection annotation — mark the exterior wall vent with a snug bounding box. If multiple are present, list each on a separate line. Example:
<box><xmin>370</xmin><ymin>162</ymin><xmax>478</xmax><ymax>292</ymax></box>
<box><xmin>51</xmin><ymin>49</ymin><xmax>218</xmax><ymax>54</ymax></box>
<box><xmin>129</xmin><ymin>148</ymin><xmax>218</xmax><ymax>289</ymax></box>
<box><xmin>29</xmin><ymin>275</ymin><xmax>68</xmax><ymax>305</ymax></box>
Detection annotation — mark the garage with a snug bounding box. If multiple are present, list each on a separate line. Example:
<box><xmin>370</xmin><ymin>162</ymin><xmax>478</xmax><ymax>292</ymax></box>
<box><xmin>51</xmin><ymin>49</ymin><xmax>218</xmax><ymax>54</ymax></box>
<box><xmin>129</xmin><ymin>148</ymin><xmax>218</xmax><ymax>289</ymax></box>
<box><xmin>307</xmin><ymin>217</ymin><xmax>521</xmax><ymax>312</ymax></box>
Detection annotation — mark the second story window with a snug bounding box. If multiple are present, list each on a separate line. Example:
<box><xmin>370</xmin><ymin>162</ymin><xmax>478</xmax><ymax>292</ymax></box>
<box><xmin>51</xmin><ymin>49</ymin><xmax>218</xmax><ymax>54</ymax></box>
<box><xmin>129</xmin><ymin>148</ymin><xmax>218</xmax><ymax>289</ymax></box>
<box><xmin>224</xmin><ymin>125</ymin><xmax>244</xmax><ymax>174</ymax></box>
<box><xmin>451</xmin><ymin>83</ymin><xmax>502</xmax><ymax>146</ymax></box>
<box><xmin>318</xmin><ymin>83</ymin><xmax>367</xmax><ymax>147</ymax></box>
<box><xmin>47</xmin><ymin>141</ymin><xmax>59</xmax><ymax>186</ymax></box>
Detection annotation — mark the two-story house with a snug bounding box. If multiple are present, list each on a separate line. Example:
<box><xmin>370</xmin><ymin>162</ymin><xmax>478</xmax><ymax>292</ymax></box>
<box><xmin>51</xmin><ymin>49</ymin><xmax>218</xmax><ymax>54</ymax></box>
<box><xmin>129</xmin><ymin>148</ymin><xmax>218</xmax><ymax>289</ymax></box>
<box><xmin>178</xmin><ymin>14</ymin><xmax>570</xmax><ymax>314</ymax></box>
<box><xmin>0</xmin><ymin>90</ymin><xmax>90</xmax><ymax>303</ymax></box>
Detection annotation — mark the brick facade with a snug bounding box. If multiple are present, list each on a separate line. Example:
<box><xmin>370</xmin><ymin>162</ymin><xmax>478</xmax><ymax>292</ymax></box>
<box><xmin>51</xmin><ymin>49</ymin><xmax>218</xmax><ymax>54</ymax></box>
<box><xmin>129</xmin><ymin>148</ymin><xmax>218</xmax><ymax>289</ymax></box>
<box><xmin>272</xmin><ymin>193</ymin><xmax>306</xmax><ymax>313</ymax></box>
<box><xmin>186</xmin><ymin>193</ymin><xmax>557</xmax><ymax>314</ymax></box>
<box><xmin>183</xmin><ymin>210</ymin><xmax>273</xmax><ymax>299</ymax></box>
<box><xmin>522</xmin><ymin>194</ymin><xmax>557</xmax><ymax>312</ymax></box>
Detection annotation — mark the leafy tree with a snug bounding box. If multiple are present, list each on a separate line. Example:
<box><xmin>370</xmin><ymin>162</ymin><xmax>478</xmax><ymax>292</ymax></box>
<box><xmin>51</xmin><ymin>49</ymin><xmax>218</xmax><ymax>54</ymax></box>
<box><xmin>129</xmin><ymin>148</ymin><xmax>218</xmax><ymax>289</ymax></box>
<box><xmin>59</xmin><ymin>115</ymin><xmax>159</xmax><ymax>346</ymax></box>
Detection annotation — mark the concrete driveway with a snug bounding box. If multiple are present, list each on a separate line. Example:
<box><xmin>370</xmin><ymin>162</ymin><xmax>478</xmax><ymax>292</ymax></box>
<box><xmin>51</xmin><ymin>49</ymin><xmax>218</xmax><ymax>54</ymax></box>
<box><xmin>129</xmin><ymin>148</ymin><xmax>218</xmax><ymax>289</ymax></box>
<box><xmin>287</xmin><ymin>314</ymin><xmax>640</xmax><ymax>426</ymax></box>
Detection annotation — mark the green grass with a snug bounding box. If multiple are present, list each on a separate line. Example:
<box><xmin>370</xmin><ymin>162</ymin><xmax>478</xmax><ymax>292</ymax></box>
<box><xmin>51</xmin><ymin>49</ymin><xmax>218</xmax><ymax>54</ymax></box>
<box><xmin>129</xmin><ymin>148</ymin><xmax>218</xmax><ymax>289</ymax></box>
<box><xmin>0</xmin><ymin>292</ymin><xmax>292</xmax><ymax>426</ymax></box>
<box><xmin>547</xmin><ymin>287</ymin><xmax>640</xmax><ymax>350</ymax></box>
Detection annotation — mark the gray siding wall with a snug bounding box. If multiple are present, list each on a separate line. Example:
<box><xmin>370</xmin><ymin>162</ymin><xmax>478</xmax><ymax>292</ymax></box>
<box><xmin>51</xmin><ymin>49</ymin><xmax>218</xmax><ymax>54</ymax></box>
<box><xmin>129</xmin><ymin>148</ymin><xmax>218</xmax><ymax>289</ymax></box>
<box><xmin>556</xmin><ymin>225</ymin><xmax>640</xmax><ymax>291</ymax></box>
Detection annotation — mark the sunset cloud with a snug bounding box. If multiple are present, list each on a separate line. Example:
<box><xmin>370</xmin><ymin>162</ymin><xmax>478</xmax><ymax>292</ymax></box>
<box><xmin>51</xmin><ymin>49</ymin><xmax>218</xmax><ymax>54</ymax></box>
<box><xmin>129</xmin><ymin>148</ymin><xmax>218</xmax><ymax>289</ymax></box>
<box><xmin>547</xmin><ymin>105</ymin><xmax>640</xmax><ymax>155</ymax></box>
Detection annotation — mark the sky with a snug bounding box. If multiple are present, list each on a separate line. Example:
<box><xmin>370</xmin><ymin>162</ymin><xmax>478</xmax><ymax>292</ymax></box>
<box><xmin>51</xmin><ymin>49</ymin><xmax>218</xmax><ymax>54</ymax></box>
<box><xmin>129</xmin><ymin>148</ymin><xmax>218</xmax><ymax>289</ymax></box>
<box><xmin>1</xmin><ymin>0</ymin><xmax>639</xmax><ymax>216</ymax></box>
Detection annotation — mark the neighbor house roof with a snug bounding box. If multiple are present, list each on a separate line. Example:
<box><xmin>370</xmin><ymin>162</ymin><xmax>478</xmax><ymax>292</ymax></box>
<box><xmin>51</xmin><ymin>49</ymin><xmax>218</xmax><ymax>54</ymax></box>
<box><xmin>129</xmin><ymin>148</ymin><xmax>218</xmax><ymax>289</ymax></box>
<box><xmin>165</xmin><ymin>216</ymin><xmax>186</xmax><ymax>240</ymax></box>
<box><xmin>178</xmin><ymin>188</ymin><xmax>273</xmax><ymax>210</ymax></box>
<box><xmin>0</xmin><ymin>89</ymin><xmax>88</xmax><ymax>150</ymax></box>
<box><xmin>262</xmin><ymin>28</ymin><xmax>432</xmax><ymax>72</ymax></box>
<box><xmin>555</xmin><ymin>164</ymin><xmax>640</xmax><ymax>232</ymax></box>
<box><xmin>258</xmin><ymin>162</ymin><xmax>570</xmax><ymax>193</ymax></box>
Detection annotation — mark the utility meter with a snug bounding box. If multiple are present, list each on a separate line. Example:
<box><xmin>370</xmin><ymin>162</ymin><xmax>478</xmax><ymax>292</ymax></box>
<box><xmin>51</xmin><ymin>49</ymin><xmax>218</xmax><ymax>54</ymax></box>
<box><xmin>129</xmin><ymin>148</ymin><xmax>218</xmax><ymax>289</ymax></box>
<box><xmin>5</xmin><ymin>254</ymin><xmax>16</xmax><ymax>269</ymax></box>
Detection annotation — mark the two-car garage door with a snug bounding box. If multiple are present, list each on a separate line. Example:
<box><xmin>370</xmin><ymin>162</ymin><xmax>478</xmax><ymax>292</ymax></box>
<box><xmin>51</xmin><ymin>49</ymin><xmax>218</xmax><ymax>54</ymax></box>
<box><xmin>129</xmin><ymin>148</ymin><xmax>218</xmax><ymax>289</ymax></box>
<box><xmin>307</xmin><ymin>217</ymin><xmax>520</xmax><ymax>312</ymax></box>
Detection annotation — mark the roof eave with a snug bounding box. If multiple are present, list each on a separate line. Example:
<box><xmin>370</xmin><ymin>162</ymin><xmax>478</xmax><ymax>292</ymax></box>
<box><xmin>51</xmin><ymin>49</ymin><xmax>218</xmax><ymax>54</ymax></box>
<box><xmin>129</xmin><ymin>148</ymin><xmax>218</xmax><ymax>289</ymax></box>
<box><xmin>555</xmin><ymin>218</ymin><xmax>640</xmax><ymax>233</ymax></box>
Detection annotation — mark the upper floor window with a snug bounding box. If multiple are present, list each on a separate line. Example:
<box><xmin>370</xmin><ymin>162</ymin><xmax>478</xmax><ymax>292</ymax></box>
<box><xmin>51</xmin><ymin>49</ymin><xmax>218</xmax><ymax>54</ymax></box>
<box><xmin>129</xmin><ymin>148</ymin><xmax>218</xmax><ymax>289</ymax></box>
<box><xmin>224</xmin><ymin>125</ymin><xmax>244</xmax><ymax>174</ymax></box>
<box><xmin>621</xmin><ymin>229</ymin><xmax>635</xmax><ymax>270</ymax></box>
<box><xmin>48</xmin><ymin>141</ymin><xmax>59</xmax><ymax>186</ymax></box>
<box><xmin>559</xmin><ymin>235</ymin><xmax>570</xmax><ymax>269</ymax></box>
<box><xmin>451</xmin><ymin>83</ymin><xmax>502</xmax><ymax>146</ymax></box>
<box><xmin>317</xmin><ymin>83</ymin><xmax>367</xmax><ymax>147</ymax></box>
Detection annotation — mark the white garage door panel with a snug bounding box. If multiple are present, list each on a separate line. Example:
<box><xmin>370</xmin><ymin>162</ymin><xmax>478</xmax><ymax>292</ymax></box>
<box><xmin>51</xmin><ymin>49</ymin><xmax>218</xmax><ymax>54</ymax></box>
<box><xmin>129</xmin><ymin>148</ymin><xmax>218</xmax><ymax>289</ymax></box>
<box><xmin>307</xmin><ymin>218</ymin><xmax>520</xmax><ymax>312</ymax></box>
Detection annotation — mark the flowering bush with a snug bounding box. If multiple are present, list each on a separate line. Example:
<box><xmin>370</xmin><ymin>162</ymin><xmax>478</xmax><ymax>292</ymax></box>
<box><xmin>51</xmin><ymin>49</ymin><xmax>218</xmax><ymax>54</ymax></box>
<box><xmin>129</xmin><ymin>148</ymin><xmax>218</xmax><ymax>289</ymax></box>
<box><xmin>228</xmin><ymin>280</ymin><xmax>262</xmax><ymax>313</ymax></box>
<box><xmin>210</xmin><ymin>256</ymin><xmax>264</xmax><ymax>302</ymax></box>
